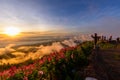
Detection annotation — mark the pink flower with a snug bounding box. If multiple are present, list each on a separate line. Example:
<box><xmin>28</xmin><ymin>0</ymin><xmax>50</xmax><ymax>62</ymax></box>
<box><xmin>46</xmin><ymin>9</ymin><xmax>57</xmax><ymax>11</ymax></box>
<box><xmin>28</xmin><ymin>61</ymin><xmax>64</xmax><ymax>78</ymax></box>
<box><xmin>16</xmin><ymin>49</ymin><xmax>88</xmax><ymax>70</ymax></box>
<box><xmin>23</xmin><ymin>76</ymin><xmax>28</xmax><ymax>80</ymax></box>
<box><xmin>38</xmin><ymin>70</ymin><xmax>44</xmax><ymax>76</ymax></box>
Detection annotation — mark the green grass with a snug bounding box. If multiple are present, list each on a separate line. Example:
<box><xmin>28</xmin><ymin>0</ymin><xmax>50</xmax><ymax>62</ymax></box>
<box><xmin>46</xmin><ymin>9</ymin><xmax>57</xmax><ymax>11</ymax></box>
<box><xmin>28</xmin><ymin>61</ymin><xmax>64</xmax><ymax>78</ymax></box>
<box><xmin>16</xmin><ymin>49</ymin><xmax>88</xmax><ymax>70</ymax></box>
<box><xmin>98</xmin><ymin>42</ymin><xmax>116</xmax><ymax>49</ymax></box>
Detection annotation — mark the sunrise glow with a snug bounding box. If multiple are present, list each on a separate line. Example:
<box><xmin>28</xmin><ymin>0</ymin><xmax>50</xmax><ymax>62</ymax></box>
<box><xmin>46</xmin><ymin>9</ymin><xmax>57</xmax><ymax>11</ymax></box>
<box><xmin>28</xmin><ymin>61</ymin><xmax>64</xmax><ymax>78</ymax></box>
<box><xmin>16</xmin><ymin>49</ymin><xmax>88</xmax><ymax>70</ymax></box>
<box><xmin>4</xmin><ymin>27</ymin><xmax>21</xmax><ymax>36</ymax></box>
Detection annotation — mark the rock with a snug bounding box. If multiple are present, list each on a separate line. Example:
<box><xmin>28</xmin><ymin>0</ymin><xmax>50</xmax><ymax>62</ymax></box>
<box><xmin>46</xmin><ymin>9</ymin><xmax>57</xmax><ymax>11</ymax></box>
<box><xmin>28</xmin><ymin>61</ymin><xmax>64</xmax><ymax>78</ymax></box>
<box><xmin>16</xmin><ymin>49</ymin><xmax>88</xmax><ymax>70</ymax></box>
<box><xmin>85</xmin><ymin>77</ymin><xmax>97</xmax><ymax>80</ymax></box>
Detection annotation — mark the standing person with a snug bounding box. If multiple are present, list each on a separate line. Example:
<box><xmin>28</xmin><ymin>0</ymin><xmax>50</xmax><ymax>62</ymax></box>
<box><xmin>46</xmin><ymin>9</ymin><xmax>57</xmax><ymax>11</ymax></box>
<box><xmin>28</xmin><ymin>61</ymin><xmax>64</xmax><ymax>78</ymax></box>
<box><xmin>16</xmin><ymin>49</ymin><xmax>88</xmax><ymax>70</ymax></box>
<box><xmin>109</xmin><ymin>36</ymin><xmax>112</xmax><ymax>42</ymax></box>
<box><xmin>116</xmin><ymin>37</ymin><xmax>120</xmax><ymax>43</ymax></box>
<box><xmin>91</xmin><ymin>33</ymin><xmax>98</xmax><ymax>46</ymax></box>
<box><xmin>91</xmin><ymin>33</ymin><xmax>100</xmax><ymax>49</ymax></box>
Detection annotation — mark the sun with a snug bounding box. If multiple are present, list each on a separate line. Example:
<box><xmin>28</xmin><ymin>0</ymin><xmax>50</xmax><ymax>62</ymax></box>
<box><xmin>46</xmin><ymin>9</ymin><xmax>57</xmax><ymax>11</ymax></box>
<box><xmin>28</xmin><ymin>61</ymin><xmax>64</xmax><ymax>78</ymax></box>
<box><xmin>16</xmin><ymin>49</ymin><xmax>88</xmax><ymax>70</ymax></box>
<box><xmin>4</xmin><ymin>27</ymin><xmax>21</xmax><ymax>36</ymax></box>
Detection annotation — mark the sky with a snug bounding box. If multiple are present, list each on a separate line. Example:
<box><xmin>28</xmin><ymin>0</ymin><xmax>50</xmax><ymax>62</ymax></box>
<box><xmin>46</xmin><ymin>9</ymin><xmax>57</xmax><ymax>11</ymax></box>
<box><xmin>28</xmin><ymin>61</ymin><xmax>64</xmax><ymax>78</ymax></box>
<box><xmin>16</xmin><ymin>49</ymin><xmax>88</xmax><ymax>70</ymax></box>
<box><xmin>0</xmin><ymin>0</ymin><xmax>120</xmax><ymax>36</ymax></box>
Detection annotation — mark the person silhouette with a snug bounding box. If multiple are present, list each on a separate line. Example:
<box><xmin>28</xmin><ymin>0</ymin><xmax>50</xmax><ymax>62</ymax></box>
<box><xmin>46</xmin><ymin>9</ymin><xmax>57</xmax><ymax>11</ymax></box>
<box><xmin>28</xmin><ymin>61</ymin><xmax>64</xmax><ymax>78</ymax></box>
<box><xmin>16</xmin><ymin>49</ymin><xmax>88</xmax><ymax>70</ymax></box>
<box><xmin>109</xmin><ymin>36</ymin><xmax>112</xmax><ymax>42</ymax></box>
<box><xmin>116</xmin><ymin>37</ymin><xmax>120</xmax><ymax>43</ymax></box>
<box><xmin>91</xmin><ymin>33</ymin><xmax>99</xmax><ymax>46</ymax></box>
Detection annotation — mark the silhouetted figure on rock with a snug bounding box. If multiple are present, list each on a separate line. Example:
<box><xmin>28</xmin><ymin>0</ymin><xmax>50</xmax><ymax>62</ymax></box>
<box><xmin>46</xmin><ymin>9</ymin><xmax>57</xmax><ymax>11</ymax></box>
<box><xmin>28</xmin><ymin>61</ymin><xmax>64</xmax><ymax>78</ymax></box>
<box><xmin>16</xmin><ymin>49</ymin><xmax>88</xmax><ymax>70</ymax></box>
<box><xmin>91</xmin><ymin>33</ymin><xmax>100</xmax><ymax>49</ymax></box>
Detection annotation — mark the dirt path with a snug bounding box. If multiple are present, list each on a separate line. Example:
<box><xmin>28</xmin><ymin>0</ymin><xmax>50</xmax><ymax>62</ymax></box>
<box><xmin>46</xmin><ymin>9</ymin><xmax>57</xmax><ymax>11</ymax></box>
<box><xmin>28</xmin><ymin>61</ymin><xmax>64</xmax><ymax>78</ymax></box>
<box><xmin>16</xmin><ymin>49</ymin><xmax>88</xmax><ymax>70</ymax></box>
<box><xmin>97</xmin><ymin>49</ymin><xmax>120</xmax><ymax>80</ymax></box>
<box><xmin>85</xmin><ymin>48</ymin><xmax>120</xmax><ymax>80</ymax></box>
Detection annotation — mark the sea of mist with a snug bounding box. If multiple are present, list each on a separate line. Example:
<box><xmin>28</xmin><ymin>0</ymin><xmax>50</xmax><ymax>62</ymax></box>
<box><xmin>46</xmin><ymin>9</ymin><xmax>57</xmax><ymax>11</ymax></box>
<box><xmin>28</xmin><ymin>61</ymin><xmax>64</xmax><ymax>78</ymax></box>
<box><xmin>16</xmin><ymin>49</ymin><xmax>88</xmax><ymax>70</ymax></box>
<box><xmin>0</xmin><ymin>32</ymin><xmax>92</xmax><ymax>65</ymax></box>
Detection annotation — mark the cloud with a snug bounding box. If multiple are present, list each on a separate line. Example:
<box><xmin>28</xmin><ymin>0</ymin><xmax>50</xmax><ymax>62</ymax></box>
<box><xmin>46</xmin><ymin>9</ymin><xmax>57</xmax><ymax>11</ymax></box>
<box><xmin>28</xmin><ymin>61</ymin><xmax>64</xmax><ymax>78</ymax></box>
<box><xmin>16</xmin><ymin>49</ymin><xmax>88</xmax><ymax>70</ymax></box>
<box><xmin>0</xmin><ymin>34</ymin><xmax>91</xmax><ymax>65</ymax></box>
<box><xmin>11</xmin><ymin>52</ymin><xmax>25</xmax><ymax>57</ymax></box>
<box><xmin>0</xmin><ymin>44</ymin><xmax>16</xmax><ymax>55</ymax></box>
<box><xmin>62</xmin><ymin>39</ymin><xmax>76</xmax><ymax>47</ymax></box>
<box><xmin>36</xmin><ymin>42</ymin><xmax>64</xmax><ymax>55</ymax></box>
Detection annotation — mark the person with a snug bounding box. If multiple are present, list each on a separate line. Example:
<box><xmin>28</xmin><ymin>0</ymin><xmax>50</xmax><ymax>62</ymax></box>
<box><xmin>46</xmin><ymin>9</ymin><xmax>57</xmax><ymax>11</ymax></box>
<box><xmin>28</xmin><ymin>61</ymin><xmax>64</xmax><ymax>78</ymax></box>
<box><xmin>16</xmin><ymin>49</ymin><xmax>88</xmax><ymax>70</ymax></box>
<box><xmin>109</xmin><ymin>36</ymin><xmax>112</xmax><ymax>42</ymax></box>
<box><xmin>91</xmin><ymin>33</ymin><xmax>100</xmax><ymax>50</ymax></box>
<box><xmin>116</xmin><ymin>37</ymin><xmax>120</xmax><ymax>43</ymax></box>
<box><xmin>91</xmin><ymin>33</ymin><xmax>98</xmax><ymax>46</ymax></box>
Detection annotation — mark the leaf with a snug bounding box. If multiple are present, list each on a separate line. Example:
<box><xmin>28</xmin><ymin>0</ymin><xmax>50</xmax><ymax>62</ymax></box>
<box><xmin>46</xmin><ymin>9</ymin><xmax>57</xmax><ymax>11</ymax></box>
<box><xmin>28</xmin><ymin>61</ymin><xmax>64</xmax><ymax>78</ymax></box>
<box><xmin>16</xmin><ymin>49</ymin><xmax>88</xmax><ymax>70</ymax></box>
<box><xmin>65</xmin><ymin>75</ymin><xmax>72</xmax><ymax>80</ymax></box>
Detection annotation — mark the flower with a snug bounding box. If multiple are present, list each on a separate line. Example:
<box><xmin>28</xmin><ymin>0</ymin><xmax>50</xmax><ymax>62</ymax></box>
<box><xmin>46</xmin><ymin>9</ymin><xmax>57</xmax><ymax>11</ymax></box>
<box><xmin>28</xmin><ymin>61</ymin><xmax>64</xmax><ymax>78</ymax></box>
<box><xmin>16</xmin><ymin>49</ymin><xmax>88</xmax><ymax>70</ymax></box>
<box><xmin>23</xmin><ymin>76</ymin><xmax>28</xmax><ymax>80</ymax></box>
<box><xmin>38</xmin><ymin>71</ymin><xmax>44</xmax><ymax>75</ymax></box>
